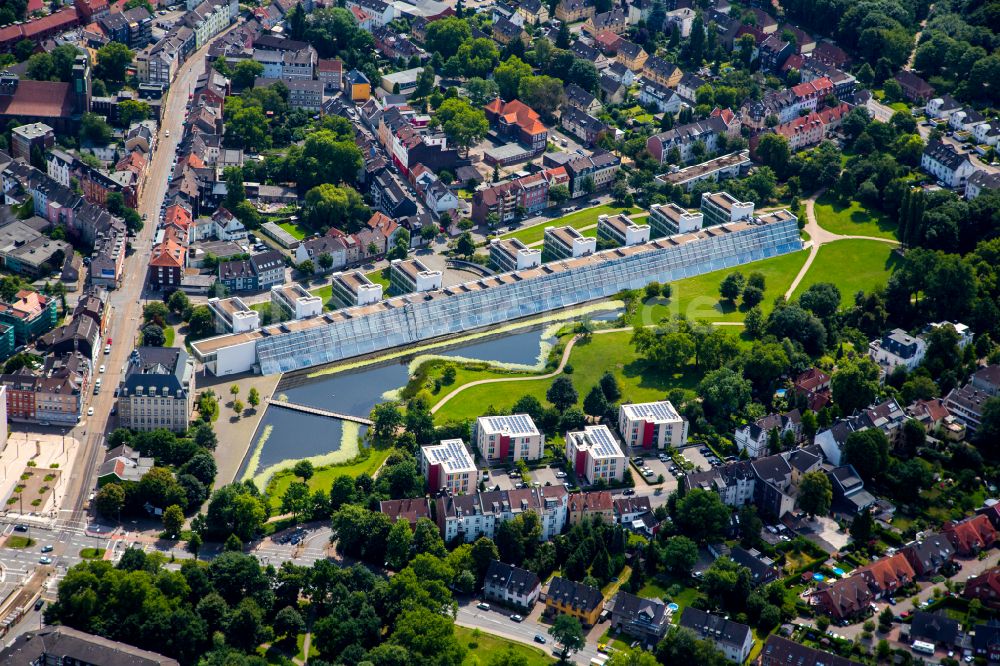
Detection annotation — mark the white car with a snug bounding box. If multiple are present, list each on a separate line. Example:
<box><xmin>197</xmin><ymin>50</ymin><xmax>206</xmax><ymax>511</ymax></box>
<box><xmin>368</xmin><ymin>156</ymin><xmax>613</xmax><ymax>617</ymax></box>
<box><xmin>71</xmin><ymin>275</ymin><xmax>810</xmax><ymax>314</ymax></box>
<box><xmin>104</xmin><ymin>344</ymin><xmax>111</xmax><ymax>354</ymax></box>
<box><xmin>165</xmin><ymin>130</ymin><xmax>170</xmax><ymax>137</ymax></box>
<box><xmin>99</xmin><ymin>365</ymin><xmax>105</xmax><ymax>374</ymax></box>
<box><xmin>555</xmin><ymin>471</ymin><xmax>566</xmax><ymax>478</ymax></box>
<box><xmin>87</xmin><ymin>407</ymin><xmax>94</xmax><ymax>416</ymax></box>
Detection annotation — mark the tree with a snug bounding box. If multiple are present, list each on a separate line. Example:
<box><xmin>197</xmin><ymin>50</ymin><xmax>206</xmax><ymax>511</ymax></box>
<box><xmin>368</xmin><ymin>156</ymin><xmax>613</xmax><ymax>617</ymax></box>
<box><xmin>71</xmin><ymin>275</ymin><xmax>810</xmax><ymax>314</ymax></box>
<box><xmin>167</xmin><ymin>290</ymin><xmax>190</xmax><ymax>315</ymax></box>
<box><xmin>143</xmin><ymin>300</ymin><xmax>169</xmax><ymax>325</ymax></box>
<box><xmin>850</xmin><ymin>508</ymin><xmax>874</xmax><ymax>544</ymax></box>
<box><xmin>547</xmin><ymin>376</ymin><xmax>578</xmax><ymax>411</ymax></box>
<box><xmin>425</xmin><ymin>17</ymin><xmax>471</xmax><ymax>59</ymax></box>
<box><xmin>80</xmin><ymin>113</ymin><xmax>113</xmax><ymax>144</ymax></box>
<box><xmin>661</xmin><ymin>535</ymin><xmax>698</xmax><ymax>574</ymax></box>
<box><xmin>96</xmin><ymin>42</ymin><xmax>133</xmax><ymax>82</ymax></box>
<box><xmin>797</xmin><ymin>470</ymin><xmax>832</xmax><ymax>517</ymax></box>
<box><xmin>583</xmin><ymin>385</ymin><xmax>609</xmax><ymax>418</ymax></box>
<box><xmin>549</xmin><ymin>614</ymin><xmax>585</xmax><ymax>660</ymax></box>
<box><xmin>719</xmin><ymin>272</ymin><xmax>746</xmax><ymax>303</ymax></box>
<box><xmin>386</xmin><ymin>518</ymin><xmax>413</xmax><ymax>569</ymax></box>
<box><xmin>389</xmin><ymin>606</ymin><xmax>467</xmax><ymax>666</ymax></box>
<box><xmin>976</xmin><ymin>397</ymin><xmax>1000</xmax><ymax>456</ymax></box>
<box><xmin>281</xmin><ymin>482</ymin><xmax>311</xmax><ymax>521</ymax></box>
<box><xmin>116</xmin><ymin>100</ymin><xmax>151</xmax><ymax>127</ymax></box>
<box><xmin>206</xmin><ymin>482</ymin><xmax>268</xmax><ymax>541</ymax></box>
<box><xmin>433</xmin><ymin>98</ymin><xmax>489</xmax><ymax>154</ymax></box>
<box><xmin>518</xmin><ymin>75</ymin><xmax>566</xmax><ymax>118</ymax></box>
<box><xmin>370</xmin><ymin>402</ymin><xmax>403</xmax><ymax>442</ymax></box>
<box><xmin>756</xmin><ymin>133</ymin><xmax>790</xmax><ymax>177</ymax></box>
<box><xmin>95</xmin><ymin>483</ymin><xmax>125</xmax><ymax>519</ymax></box>
<box><xmin>274</xmin><ymin>606</ymin><xmax>305</xmax><ymax>639</ymax></box>
<box><xmin>318</xmin><ymin>252</ymin><xmax>335</xmax><ymax>272</ymax></box>
<box><xmin>293</xmin><ymin>459</ymin><xmax>314</xmax><ymax>481</ymax></box>
<box><xmin>599</xmin><ymin>371</ymin><xmax>621</xmax><ymax>403</ymax></box>
<box><xmin>187</xmin><ymin>531</ymin><xmax>203</xmax><ymax>558</ymax></box>
<box><xmin>549</xmin><ymin>184</ymin><xmax>570</xmax><ymax>205</ymax></box>
<box><xmin>799</xmin><ymin>282</ymin><xmax>842</xmax><ymax>319</ymax></box>
<box><xmin>456</xmin><ymin>231</ymin><xmax>476</xmax><ymax>257</ymax></box>
<box><xmin>568</xmin><ymin>59</ymin><xmax>600</xmax><ymax>94</ymax></box>
<box><xmin>304</xmin><ymin>183</ymin><xmax>369</xmax><ymax>233</ymax></box>
<box><xmin>698</xmin><ymin>367</ymin><xmax>751</xmax><ymax>422</ymax></box>
<box><xmin>413</xmin><ymin>65</ymin><xmax>436</xmax><ymax>98</ymax></box>
<box><xmin>187</xmin><ymin>306</ymin><xmax>214</xmax><ymax>339</ymax></box>
<box><xmin>831</xmin><ymin>358</ymin><xmax>880</xmax><ymax>415</ymax></box>
<box><xmin>843</xmin><ymin>429</ymin><xmax>890</xmax><ymax>483</ymax></box>
<box><xmin>226</xmin><ymin>106</ymin><xmax>269</xmax><ymax>151</ymax></box>
<box><xmin>141</xmin><ymin>324</ymin><xmax>165</xmax><ymax>347</ymax></box>
<box><xmin>494</xmin><ymin>56</ymin><xmax>533</xmax><ymax>100</ymax></box>
<box><xmin>229</xmin><ymin>384</ymin><xmax>240</xmax><ymax>399</ymax></box>
<box><xmin>162</xmin><ymin>504</ymin><xmax>184</xmax><ymax>537</ymax></box>
<box><xmin>247</xmin><ymin>387</ymin><xmax>260</xmax><ymax>410</ymax></box>
<box><xmin>675</xmin><ymin>489</ymin><xmax>731</xmax><ymax>543</ymax></box>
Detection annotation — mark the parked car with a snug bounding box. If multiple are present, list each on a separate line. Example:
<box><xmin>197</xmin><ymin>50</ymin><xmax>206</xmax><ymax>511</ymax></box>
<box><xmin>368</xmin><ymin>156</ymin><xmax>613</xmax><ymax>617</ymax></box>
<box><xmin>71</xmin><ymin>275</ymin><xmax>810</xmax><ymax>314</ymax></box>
<box><xmin>41</xmin><ymin>545</ymin><xmax>53</xmax><ymax>552</ymax></box>
<box><xmin>14</xmin><ymin>524</ymin><xmax>27</xmax><ymax>532</ymax></box>
<box><xmin>477</xmin><ymin>602</ymin><xmax>491</xmax><ymax>611</ymax></box>
<box><xmin>510</xmin><ymin>614</ymin><xmax>523</xmax><ymax>622</ymax></box>
<box><xmin>39</xmin><ymin>556</ymin><xmax>52</xmax><ymax>564</ymax></box>
<box><xmin>534</xmin><ymin>635</ymin><xmax>547</xmax><ymax>644</ymax></box>
<box><xmin>622</xmin><ymin>488</ymin><xmax>635</xmax><ymax>496</ymax></box>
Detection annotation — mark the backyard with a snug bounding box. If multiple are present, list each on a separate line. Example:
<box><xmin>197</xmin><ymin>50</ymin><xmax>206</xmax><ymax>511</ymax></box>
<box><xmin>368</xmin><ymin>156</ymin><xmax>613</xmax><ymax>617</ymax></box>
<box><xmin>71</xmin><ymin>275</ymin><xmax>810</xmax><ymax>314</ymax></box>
<box><xmin>277</xmin><ymin>221</ymin><xmax>308</xmax><ymax>241</ymax></box>
<box><xmin>813</xmin><ymin>194</ymin><xmax>898</xmax><ymax>240</ymax></box>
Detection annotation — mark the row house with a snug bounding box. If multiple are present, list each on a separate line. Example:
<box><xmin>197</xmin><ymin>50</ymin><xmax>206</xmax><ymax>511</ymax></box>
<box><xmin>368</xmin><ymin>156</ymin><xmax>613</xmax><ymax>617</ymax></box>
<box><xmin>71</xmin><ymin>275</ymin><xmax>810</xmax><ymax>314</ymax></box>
<box><xmin>816</xmin><ymin>398</ymin><xmax>907</xmax><ymax>465</ymax></box>
<box><xmin>571</xmin><ymin>41</ymin><xmax>610</xmax><ymax>71</ymax></box>
<box><xmin>964</xmin><ymin>568</ymin><xmax>1000</xmax><ymax>610</ymax></box>
<box><xmin>641</xmin><ymin>55</ymin><xmax>683</xmax><ymax>89</ymax></box>
<box><xmin>812</xmin><ymin>574</ymin><xmax>874</xmax><ymax>621</ymax></box>
<box><xmin>567</xmin><ymin>490</ymin><xmax>614</xmax><ymax>525</ymax></box>
<box><xmin>545</xmin><ymin>577</ymin><xmax>603</xmax><ymax>627</ymax></box>
<box><xmin>217</xmin><ymin>250</ymin><xmax>284</xmax><ymax>292</ymax></box>
<box><xmin>560</xmin><ymin>106</ymin><xmax>610</xmax><ymax>146</ymax></box>
<box><xmin>616</xmin><ymin>40</ymin><xmax>648</xmax><ymax>72</ymax></box>
<box><xmin>379</xmin><ymin>498</ymin><xmax>431</xmax><ymax>529</ymax></box>
<box><xmin>921</xmin><ymin>141</ymin><xmax>977</xmax><ymax>188</ymax></box>
<box><xmin>942</xmin><ymin>514</ymin><xmax>997</xmax><ymax>556</ymax></box>
<box><xmin>768</xmin><ymin>102</ymin><xmax>852</xmax><ymax>153</ymax></box>
<box><xmin>967</xmin><ymin>170</ymin><xmax>1000</xmax><ymax>201</ymax></box>
<box><xmin>517</xmin><ymin>0</ymin><xmax>549</xmax><ymax>24</ymax></box>
<box><xmin>435</xmin><ymin>486</ymin><xmax>570</xmax><ymax>543</ymax></box>
<box><xmin>646</xmin><ymin>115</ymin><xmax>732</xmax><ymax>164</ymax></box>
<box><xmin>800</xmin><ymin>59</ymin><xmax>857</xmax><ymax>99</ymax></box>
<box><xmin>555</xmin><ymin>0</ymin><xmax>594</xmax><ymax>23</ymax></box>
<box><xmin>583</xmin><ymin>9</ymin><xmax>628</xmax><ymax>35</ymax></box>
<box><xmin>471</xmin><ymin>169</ymin><xmax>559</xmax><ymax>224</ymax></box>
<box><xmin>761</xmin><ymin>636</ymin><xmax>864</xmax><ymax>666</ymax></box>
<box><xmin>637</xmin><ymin>78</ymin><xmax>684</xmax><ymax>114</ymax></box>
<box><xmin>901</xmin><ymin>533</ymin><xmax>956</xmax><ymax>577</ymax></box>
<box><xmin>373</xmin><ymin>27</ymin><xmax>426</xmax><ymax>62</ymax></box>
<box><xmin>734</xmin><ymin>410</ymin><xmax>802</xmax><ymax>459</ymax></box>
<box><xmin>564</xmin><ymin>83</ymin><xmax>602</xmax><ymax>116</ymax></box>
<box><xmin>344</xmin><ymin>0</ymin><xmax>394</xmax><ymax>28</ymax></box>
<box><xmin>565</xmin><ymin>150</ymin><xmax>620</xmax><ymax>195</ymax></box>
<box><xmin>0</xmin><ymin>352</ymin><xmax>91</xmax><ymax>425</ymax></box>
<box><xmin>184</xmin><ymin>0</ymin><xmax>238</xmax><ymax>50</ymax></box>
<box><xmin>790</xmin><ymin>77</ymin><xmax>834</xmax><ymax>114</ymax></box>
<box><xmin>484</xmin><ymin>560</ymin><xmax>541</xmax><ymax>610</ymax></box>
<box><xmin>855</xmin><ymin>552</ymin><xmax>916</xmax><ymax>598</ymax></box>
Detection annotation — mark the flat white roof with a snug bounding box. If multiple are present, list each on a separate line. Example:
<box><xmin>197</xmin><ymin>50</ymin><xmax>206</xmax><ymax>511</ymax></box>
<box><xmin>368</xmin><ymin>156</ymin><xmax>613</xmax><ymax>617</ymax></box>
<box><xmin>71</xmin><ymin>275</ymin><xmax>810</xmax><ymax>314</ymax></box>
<box><xmin>478</xmin><ymin>413</ymin><xmax>539</xmax><ymax>437</ymax></box>
<box><xmin>423</xmin><ymin>439</ymin><xmax>476</xmax><ymax>473</ymax></box>
<box><xmin>569</xmin><ymin>425</ymin><xmax>624</xmax><ymax>459</ymax></box>
<box><xmin>621</xmin><ymin>400</ymin><xmax>682</xmax><ymax>423</ymax></box>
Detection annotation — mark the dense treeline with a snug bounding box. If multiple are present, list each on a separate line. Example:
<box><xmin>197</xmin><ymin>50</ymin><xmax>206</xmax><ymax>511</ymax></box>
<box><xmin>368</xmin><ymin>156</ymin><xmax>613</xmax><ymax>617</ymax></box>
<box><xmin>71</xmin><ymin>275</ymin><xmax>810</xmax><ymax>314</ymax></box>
<box><xmin>914</xmin><ymin>0</ymin><xmax>1000</xmax><ymax>104</ymax></box>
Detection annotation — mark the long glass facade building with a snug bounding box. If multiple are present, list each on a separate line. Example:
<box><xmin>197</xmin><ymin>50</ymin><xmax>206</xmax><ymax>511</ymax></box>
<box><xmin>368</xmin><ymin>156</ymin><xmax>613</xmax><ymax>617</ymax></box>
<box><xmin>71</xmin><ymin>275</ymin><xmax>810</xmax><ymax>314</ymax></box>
<box><xmin>192</xmin><ymin>212</ymin><xmax>801</xmax><ymax>376</ymax></box>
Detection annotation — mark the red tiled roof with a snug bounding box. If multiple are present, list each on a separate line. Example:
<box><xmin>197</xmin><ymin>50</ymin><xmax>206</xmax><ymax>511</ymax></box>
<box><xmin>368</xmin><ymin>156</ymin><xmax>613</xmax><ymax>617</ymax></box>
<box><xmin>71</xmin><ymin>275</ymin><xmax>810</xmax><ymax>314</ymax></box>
<box><xmin>0</xmin><ymin>79</ymin><xmax>74</xmax><ymax>119</ymax></box>
<box><xmin>944</xmin><ymin>515</ymin><xmax>998</xmax><ymax>554</ymax></box>
<box><xmin>317</xmin><ymin>58</ymin><xmax>343</xmax><ymax>73</ymax></box>
<box><xmin>486</xmin><ymin>98</ymin><xmax>547</xmax><ymax>136</ymax></box>
<box><xmin>164</xmin><ymin>205</ymin><xmax>192</xmax><ymax>229</ymax></box>
<box><xmin>856</xmin><ymin>553</ymin><xmax>916</xmax><ymax>593</ymax></box>
<box><xmin>791</xmin><ymin>76</ymin><xmax>833</xmax><ymax>99</ymax></box>
<box><xmin>149</xmin><ymin>239</ymin><xmax>186</xmax><ymax>268</ymax></box>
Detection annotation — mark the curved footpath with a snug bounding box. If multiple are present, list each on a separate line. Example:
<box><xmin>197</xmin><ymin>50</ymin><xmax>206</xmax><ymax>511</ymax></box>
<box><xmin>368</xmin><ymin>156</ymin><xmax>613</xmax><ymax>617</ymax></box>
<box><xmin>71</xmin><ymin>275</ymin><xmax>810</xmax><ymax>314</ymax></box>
<box><xmin>784</xmin><ymin>189</ymin><xmax>901</xmax><ymax>299</ymax></box>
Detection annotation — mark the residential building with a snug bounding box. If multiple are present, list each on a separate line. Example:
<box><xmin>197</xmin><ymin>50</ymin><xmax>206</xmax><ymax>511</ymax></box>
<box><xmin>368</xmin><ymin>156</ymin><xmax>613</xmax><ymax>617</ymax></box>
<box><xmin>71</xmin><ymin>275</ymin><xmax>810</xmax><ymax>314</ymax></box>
<box><xmin>972</xmin><ymin>622</ymin><xmax>1000</xmax><ymax>662</ymax></box>
<box><xmin>760</xmin><ymin>636</ymin><xmax>863</xmax><ymax>666</ymax></box>
<box><xmin>545</xmin><ymin>577</ymin><xmax>603</xmax><ymax>626</ymax></box>
<box><xmin>701</xmin><ymin>191</ymin><xmax>755</xmax><ymax>227</ymax></box>
<box><xmin>641</xmin><ymin>56</ymin><xmax>682</xmax><ymax>88</ymax></box>
<box><xmin>901</xmin><ymin>533</ymin><xmax>955</xmax><ymax>577</ymax></box>
<box><xmin>207</xmin><ymin>297</ymin><xmax>260</xmax><ymax>334</ymax></box>
<box><xmin>484</xmin><ymin>560</ymin><xmax>541</xmax><ymax>610</ymax></box>
<box><xmin>571</xmin><ymin>41</ymin><xmax>609</xmax><ymax>70</ymax></box>
<box><xmin>474</xmin><ymin>414</ymin><xmax>543</xmax><ymax>463</ymax></box>
<box><xmin>389</xmin><ymin>257</ymin><xmax>441</xmax><ymax>295</ymax></box>
<box><xmin>565</xmin><ymin>151</ymin><xmax>620</xmax><ymax>195</ymax></box>
<box><xmin>926</xmin><ymin>94</ymin><xmax>961</xmax><ymax>119</ymax></box>
<box><xmin>10</xmin><ymin>123</ymin><xmax>54</xmax><ymax>161</ymax></box>
<box><xmin>554</xmin><ymin>0</ymin><xmax>594</xmax><ymax>23</ymax></box>
<box><xmin>561</xmin><ymin>106</ymin><xmax>610</xmax><ymax>146</ymax></box>
<box><xmin>735</xmin><ymin>410</ymin><xmax>802</xmax><ymax>459</ymax></box>
<box><xmin>421</xmin><ymin>439</ymin><xmax>476</xmax><ymax>495</ymax></box>
<box><xmin>646</xmin><ymin>116</ymin><xmax>730</xmax><ymax>164</ymax></box>
<box><xmin>676</xmin><ymin>72</ymin><xmax>706</xmax><ymax>103</ymax></box>
<box><xmin>943</xmin><ymin>514</ymin><xmax>997</xmax><ymax>556</ymax></box>
<box><xmin>250</xmin><ymin>250</ymin><xmax>284</xmax><ymax>290</ymax></box>
<box><xmin>648</xmin><ymin>202</ymin><xmax>703</xmax><ymax>237</ymax></box>
<box><xmin>664</xmin><ymin>7</ymin><xmax>696</xmax><ymax>37</ymax></box>
<box><xmin>685</xmin><ymin>459</ymin><xmax>757</xmax><ymax>507</ymax></box>
<box><xmin>868</xmin><ymin>328</ymin><xmax>927</xmax><ymax>372</ymax></box>
<box><xmin>489</xmin><ymin>238</ymin><xmax>541</xmax><ymax>273</ymax></box>
<box><xmin>0</xmin><ymin>352</ymin><xmax>90</xmax><ymax>425</ymax></box>
<box><xmin>117</xmin><ymin>347</ymin><xmax>195</xmax><ymax>433</ymax></box>
<box><xmin>328</xmin><ymin>270</ymin><xmax>383</xmax><ymax>308</ymax></box>
<box><xmin>759</xmin><ymin>33</ymin><xmax>793</xmax><ymax>72</ymax></box>
<box><xmin>0</xmin><ymin>219</ymin><xmax>71</xmax><ymax>279</ymax></box>
<box><xmin>963</xmin><ymin>568</ymin><xmax>1000</xmax><ymax>610</ymax></box>
<box><xmin>565</xmin><ymin>425</ymin><xmax>626</xmax><ymax>484</ymax></box>
<box><xmin>611</xmin><ymin>592</ymin><xmax>669</xmax><ymax>644</ymax></box>
<box><xmin>485</xmin><ymin>99</ymin><xmax>548</xmax><ymax>156</ymax></box>
<box><xmin>344</xmin><ymin>0</ymin><xmax>394</xmax><ymax>27</ymax></box>
<box><xmin>813</xmin><ymin>574</ymin><xmax>875</xmax><ymax>620</ymax></box>
<box><xmin>270</xmin><ymin>284</ymin><xmax>322</xmax><ymax>320</ymax></box>
<box><xmin>729</xmin><ymin>546</ymin><xmax>780</xmax><ymax>586</ymax></box>
<box><xmin>855</xmin><ymin>552</ymin><xmax>916</xmax><ymax>598</ymax></box>
<box><xmin>826</xmin><ymin>464</ymin><xmax>876</xmax><ymax>515</ymax></box>
<box><xmin>794</xmin><ymin>367</ymin><xmax>832</xmax><ymax>411</ymax></box>
<box><xmin>317</xmin><ymin>58</ymin><xmax>343</xmax><ymax>92</ymax></box>
<box><xmin>597</xmin><ymin>213</ymin><xmax>650</xmax><ymax>247</ymax></box>
<box><xmin>678</xmin><ymin>608</ymin><xmax>753</xmax><ymax>663</ymax></box>
<box><xmin>971</xmin><ymin>364</ymin><xmax>1000</xmax><ymax>395</ymax></box>
<box><xmin>944</xmin><ymin>384</ymin><xmax>990</xmax><ymax>434</ymax></box>
<box><xmin>98</xmin><ymin>444</ymin><xmax>154</xmax><ymax>485</ymax></box>
<box><xmin>435</xmin><ymin>486</ymin><xmax>569</xmax><ymax>542</ymax></box>
<box><xmin>0</xmin><ymin>626</ymin><xmax>179</xmax><ymax>666</ymax></box>
<box><xmin>583</xmin><ymin>9</ymin><xmax>628</xmax><ymax>35</ymax></box>
<box><xmin>909</xmin><ymin>611</ymin><xmax>961</xmax><ymax>648</ymax></box>
<box><xmin>543</xmin><ymin>225</ymin><xmax>597</xmax><ymax>261</ymax></box>
<box><xmin>294</xmin><ymin>235</ymin><xmax>347</xmax><ymax>273</ymax></box>
<box><xmin>616</xmin><ymin>40</ymin><xmax>648</xmax><ymax>72</ymax></box>
<box><xmin>379</xmin><ymin>497</ymin><xmax>431</xmax><ymax>528</ymax></box>
<box><xmin>0</xmin><ymin>290</ymin><xmax>57</xmax><ymax>344</ymax></box>
<box><xmin>637</xmin><ymin>78</ymin><xmax>684</xmax><ymax>114</ymax></box>
<box><xmin>148</xmin><ymin>237</ymin><xmax>186</xmax><ymax>288</ymax></box>
<box><xmin>967</xmin><ymin>170</ymin><xmax>1000</xmax><ymax>200</ymax></box>
<box><xmin>618</xmin><ymin>400</ymin><xmax>687</xmax><ymax>450</ymax></box>
<box><xmin>921</xmin><ymin>141</ymin><xmax>977</xmax><ymax>188</ymax></box>
<box><xmin>567</xmin><ymin>490</ymin><xmax>614</xmax><ymax>525</ymax></box>
<box><xmin>346</xmin><ymin>69</ymin><xmax>371</xmax><ymax>101</ymax></box>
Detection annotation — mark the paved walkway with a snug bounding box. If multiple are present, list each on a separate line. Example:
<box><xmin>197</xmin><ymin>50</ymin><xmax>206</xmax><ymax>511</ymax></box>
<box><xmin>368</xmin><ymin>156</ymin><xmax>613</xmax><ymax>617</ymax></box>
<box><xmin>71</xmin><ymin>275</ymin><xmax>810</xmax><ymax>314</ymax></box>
<box><xmin>784</xmin><ymin>190</ymin><xmax>901</xmax><ymax>299</ymax></box>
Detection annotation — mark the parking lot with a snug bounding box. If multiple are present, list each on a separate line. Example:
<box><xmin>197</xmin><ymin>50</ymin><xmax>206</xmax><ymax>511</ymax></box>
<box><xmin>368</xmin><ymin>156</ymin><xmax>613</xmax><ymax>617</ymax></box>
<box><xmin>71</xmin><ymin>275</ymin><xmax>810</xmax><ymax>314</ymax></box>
<box><xmin>628</xmin><ymin>450</ymin><xmax>672</xmax><ymax>485</ymax></box>
<box><xmin>484</xmin><ymin>465</ymin><xmax>570</xmax><ymax>492</ymax></box>
<box><xmin>679</xmin><ymin>445</ymin><xmax>715</xmax><ymax>472</ymax></box>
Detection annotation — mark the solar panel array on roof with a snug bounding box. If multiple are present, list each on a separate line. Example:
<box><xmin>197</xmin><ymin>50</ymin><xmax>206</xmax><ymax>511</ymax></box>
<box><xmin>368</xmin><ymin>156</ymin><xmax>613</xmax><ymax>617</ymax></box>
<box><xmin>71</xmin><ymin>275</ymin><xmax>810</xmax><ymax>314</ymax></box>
<box><xmin>426</xmin><ymin>439</ymin><xmax>476</xmax><ymax>473</ymax></box>
<box><xmin>577</xmin><ymin>425</ymin><xmax>623</xmax><ymax>458</ymax></box>
<box><xmin>623</xmin><ymin>400</ymin><xmax>681</xmax><ymax>422</ymax></box>
<box><xmin>481</xmin><ymin>414</ymin><xmax>539</xmax><ymax>436</ymax></box>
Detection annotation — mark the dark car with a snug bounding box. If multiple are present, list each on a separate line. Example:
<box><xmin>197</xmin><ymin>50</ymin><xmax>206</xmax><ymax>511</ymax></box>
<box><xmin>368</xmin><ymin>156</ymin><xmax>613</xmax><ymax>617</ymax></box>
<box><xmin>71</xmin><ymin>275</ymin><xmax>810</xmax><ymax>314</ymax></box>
<box><xmin>34</xmin><ymin>599</ymin><xmax>44</xmax><ymax>611</ymax></box>
<box><xmin>14</xmin><ymin>524</ymin><xmax>27</xmax><ymax>532</ymax></box>
<box><xmin>534</xmin><ymin>635</ymin><xmax>547</xmax><ymax>644</ymax></box>
<box><xmin>622</xmin><ymin>488</ymin><xmax>635</xmax><ymax>496</ymax></box>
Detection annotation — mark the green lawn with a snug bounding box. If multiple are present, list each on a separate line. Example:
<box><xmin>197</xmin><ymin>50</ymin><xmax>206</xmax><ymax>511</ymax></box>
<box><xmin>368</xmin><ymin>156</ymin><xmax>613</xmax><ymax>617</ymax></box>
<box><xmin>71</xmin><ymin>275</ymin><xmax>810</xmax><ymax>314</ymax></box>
<box><xmin>79</xmin><ymin>547</ymin><xmax>105</xmax><ymax>559</ymax></box>
<box><xmin>265</xmin><ymin>447</ymin><xmax>392</xmax><ymax>511</ymax></box>
<box><xmin>310</xmin><ymin>270</ymin><xmax>391</xmax><ymax>311</ymax></box>
<box><xmin>433</xmin><ymin>330</ymin><xmax>701</xmax><ymax>423</ymax></box>
<box><xmin>499</xmin><ymin>205</ymin><xmax>635</xmax><ymax>245</ymax></box>
<box><xmin>5</xmin><ymin>536</ymin><xmax>34</xmax><ymax>548</ymax></box>
<box><xmin>813</xmin><ymin>194</ymin><xmax>898</xmax><ymax>240</ymax></box>
<box><xmin>164</xmin><ymin>325</ymin><xmax>175</xmax><ymax>348</ymax></box>
<box><xmin>454</xmin><ymin>626</ymin><xmax>554</xmax><ymax>666</ymax></box>
<box><xmin>791</xmin><ymin>239</ymin><xmax>899</xmax><ymax>305</ymax></box>
<box><xmin>635</xmin><ymin>248</ymin><xmax>810</xmax><ymax>325</ymax></box>
<box><xmin>277</xmin><ymin>221</ymin><xmax>308</xmax><ymax>240</ymax></box>
<box><xmin>366</xmin><ymin>268</ymin><xmax>391</xmax><ymax>290</ymax></box>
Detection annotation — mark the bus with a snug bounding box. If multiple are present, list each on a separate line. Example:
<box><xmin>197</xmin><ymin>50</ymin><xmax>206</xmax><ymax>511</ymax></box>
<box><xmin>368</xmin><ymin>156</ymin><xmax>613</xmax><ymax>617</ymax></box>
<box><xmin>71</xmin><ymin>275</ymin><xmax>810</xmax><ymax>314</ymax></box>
<box><xmin>912</xmin><ymin>641</ymin><xmax>936</xmax><ymax>655</ymax></box>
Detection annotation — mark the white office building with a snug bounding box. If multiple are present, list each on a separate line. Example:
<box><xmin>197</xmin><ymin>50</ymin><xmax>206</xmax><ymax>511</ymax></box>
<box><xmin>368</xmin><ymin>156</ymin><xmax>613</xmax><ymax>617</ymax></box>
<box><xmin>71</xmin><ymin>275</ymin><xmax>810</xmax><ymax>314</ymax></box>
<box><xmin>618</xmin><ymin>401</ymin><xmax>687</xmax><ymax>450</ymax></box>
<box><xmin>421</xmin><ymin>439</ymin><xmax>476</xmax><ymax>495</ymax></box>
<box><xmin>474</xmin><ymin>413</ymin><xmax>544</xmax><ymax>462</ymax></box>
<box><xmin>566</xmin><ymin>425</ymin><xmax>626</xmax><ymax>484</ymax></box>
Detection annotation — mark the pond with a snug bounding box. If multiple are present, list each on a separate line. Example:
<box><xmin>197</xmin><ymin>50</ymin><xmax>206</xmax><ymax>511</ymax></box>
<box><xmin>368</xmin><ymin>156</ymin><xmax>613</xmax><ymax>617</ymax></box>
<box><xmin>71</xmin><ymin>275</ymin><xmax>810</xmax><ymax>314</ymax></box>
<box><xmin>239</xmin><ymin>314</ymin><xmax>621</xmax><ymax>488</ymax></box>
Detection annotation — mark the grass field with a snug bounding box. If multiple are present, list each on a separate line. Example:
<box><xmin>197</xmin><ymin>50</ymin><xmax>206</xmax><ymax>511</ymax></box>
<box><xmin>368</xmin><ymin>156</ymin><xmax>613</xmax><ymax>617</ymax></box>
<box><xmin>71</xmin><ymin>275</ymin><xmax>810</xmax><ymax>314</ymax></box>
<box><xmin>6</xmin><ymin>536</ymin><xmax>34</xmax><ymax>548</ymax></box>
<box><xmin>278</xmin><ymin>221</ymin><xmax>308</xmax><ymax>240</ymax></box>
<box><xmin>310</xmin><ymin>269</ymin><xmax>392</xmax><ymax>310</ymax></box>
<box><xmin>79</xmin><ymin>547</ymin><xmax>105</xmax><ymax>559</ymax></box>
<box><xmin>265</xmin><ymin>447</ymin><xmax>392</xmax><ymax>510</ymax></box>
<box><xmin>366</xmin><ymin>268</ymin><xmax>391</xmax><ymax>289</ymax></box>
<box><xmin>164</xmin><ymin>325</ymin><xmax>175</xmax><ymax>347</ymax></box>
<box><xmin>499</xmin><ymin>205</ymin><xmax>635</xmax><ymax>245</ymax></box>
<box><xmin>813</xmin><ymin>194</ymin><xmax>898</xmax><ymax>240</ymax></box>
<box><xmin>433</xmin><ymin>330</ymin><xmax>701</xmax><ymax>423</ymax></box>
<box><xmin>791</xmin><ymin>239</ymin><xmax>899</xmax><ymax>305</ymax></box>
<box><xmin>635</xmin><ymin>248</ymin><xmax>810</xmax><ymax>325</ymax></box>
<box><xmin>454</xmin><ymin>626</ymin><xmax>554</xmax><ymax>666</ymax></box>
